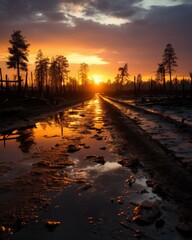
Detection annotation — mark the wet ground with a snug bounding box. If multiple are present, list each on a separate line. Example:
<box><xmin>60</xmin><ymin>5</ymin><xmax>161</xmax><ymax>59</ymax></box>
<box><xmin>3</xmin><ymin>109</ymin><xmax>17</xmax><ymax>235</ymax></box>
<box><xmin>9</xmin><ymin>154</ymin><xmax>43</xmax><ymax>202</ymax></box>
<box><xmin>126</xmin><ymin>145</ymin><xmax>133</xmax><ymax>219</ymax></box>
<box><xmin>104</xmin><ymin>96</ymin><xmax>192</xmax><ymax>167</ymax></box>
<box><xmin>0</xmin><ymin>94</ymin><xmax>192</xmax><ymax>239</ymax></box>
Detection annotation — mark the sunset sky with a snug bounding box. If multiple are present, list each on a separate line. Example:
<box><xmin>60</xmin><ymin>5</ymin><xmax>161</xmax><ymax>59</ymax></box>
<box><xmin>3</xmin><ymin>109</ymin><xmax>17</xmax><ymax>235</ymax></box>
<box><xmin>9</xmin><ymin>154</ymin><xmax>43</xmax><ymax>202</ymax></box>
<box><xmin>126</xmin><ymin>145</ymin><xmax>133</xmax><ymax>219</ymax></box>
<box><xmin>0</xmin><ymin>0</ymin><xmax>192</xmax><ymax>82</ymax></box>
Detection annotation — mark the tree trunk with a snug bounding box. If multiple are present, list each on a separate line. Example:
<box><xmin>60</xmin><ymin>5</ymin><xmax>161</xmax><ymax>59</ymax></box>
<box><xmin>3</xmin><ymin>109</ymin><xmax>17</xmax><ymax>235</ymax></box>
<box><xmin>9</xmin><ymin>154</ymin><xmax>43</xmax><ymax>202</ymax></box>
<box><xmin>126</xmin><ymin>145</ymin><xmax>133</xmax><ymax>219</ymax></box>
<box><xmin>163</xmin><ymin>73</ymin><xmax>166</xmax><ymax>94</ymax></box>
<box><xmin>16</xmin><ymin>54</ymin><xmax>21</xmax><ymax>93</ymax></box>
<box><xmin>189</xmin><ymin>73</ymin><xmax>192</xmax><ymax>98</ymax></box>
<box><xmin>182</xmin><ymin>78</ymin><xmax>185</xmax><ymax>98</ymax></box>
<box><xmin>0</xmin><ymin>68</ymin><xmax>3</xmax><ymax>92</ymax></box>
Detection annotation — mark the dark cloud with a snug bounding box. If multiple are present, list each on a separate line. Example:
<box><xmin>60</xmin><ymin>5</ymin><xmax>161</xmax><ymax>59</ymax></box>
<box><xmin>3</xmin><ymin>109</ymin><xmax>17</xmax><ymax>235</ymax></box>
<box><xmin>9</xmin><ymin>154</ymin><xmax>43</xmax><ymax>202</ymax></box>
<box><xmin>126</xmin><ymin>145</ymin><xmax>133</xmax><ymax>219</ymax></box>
<box><xmin>143</xmin><ymin>4</ymin><xmax>192</xmax><ymax>26</ymax></box>
<box><xmin>0</xmin><ymin>0</ymin><xmax>66</xmax><ymax>23</ymax></box>
<box><xmin>0</xmin><ymin>0</ymin><xmax>144</xmax><ymax>25</ymax></box>
<box><xmin>0</xmin><ymin>0</ymin><xmax>192</xmax><ymax>77</ymax></box>
<box><xmin>84</xmin><ymin>0</ymin><xmax>143</xmax><ymax>18</ymax></box>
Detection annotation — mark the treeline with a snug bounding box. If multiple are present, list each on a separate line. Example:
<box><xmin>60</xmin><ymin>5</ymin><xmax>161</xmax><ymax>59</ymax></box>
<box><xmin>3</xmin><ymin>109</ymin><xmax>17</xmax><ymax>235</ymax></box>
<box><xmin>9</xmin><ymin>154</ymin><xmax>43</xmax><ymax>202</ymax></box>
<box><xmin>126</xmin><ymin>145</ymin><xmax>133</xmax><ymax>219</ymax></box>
<box><xmin>103</xmin><ymin>43</ymin><xmax>192</xmax><ymax>98</ymax></box>
<box><xmin>101</xmin><ymin>76</ymin><xmax>192</xmax><ymax>98</ymax></box>
<box><xmin>0</xmin><ymin>30</ymin><xmax>94</xmax><ymax>99</ymax></box>
<box><xmin>1</xmin><ymin>30</ymin><xmax>192</xmax><ymax>99</ymax></box>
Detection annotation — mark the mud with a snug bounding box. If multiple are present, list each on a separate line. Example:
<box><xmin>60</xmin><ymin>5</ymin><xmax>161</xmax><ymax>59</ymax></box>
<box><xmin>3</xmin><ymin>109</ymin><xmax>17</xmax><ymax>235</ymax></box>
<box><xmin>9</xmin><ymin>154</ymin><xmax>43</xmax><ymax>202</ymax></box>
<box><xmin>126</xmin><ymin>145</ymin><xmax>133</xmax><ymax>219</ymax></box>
<box><xmin>0</xmin><ymin>94</ymin><xmax>191</xmax><ymax>240</ymax></box>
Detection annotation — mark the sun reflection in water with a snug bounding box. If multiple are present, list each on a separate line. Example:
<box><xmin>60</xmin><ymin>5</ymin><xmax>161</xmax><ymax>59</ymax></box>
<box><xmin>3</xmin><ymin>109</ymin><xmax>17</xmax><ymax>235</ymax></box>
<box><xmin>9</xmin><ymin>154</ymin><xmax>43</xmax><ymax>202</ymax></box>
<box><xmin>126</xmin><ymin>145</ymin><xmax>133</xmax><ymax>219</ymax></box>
<box><xmin>86</xmin><ymin>162</ymin><xmax>121</xmax><ymax>172</ymax></box>
<box><xmin>73</xmin><ymin>162</ymin><xmax>122</xmax><ymax>178</ymax></box>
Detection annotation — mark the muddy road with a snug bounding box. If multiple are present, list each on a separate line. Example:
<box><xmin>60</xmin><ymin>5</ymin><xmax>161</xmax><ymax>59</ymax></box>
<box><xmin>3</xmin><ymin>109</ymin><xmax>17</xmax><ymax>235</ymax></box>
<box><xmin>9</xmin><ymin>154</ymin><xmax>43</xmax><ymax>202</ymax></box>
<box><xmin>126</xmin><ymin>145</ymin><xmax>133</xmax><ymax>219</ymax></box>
<box><xmin>0</xmin><ymin>94</ymin><xmax>192</xmax><ymax>240</ymax></box>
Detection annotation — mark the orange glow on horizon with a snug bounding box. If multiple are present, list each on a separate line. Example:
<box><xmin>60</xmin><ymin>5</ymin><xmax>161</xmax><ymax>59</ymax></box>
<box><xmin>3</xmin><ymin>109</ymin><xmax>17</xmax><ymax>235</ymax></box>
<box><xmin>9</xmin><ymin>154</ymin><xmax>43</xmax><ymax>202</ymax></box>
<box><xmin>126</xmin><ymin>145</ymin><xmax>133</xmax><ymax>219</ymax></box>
<box><xmin>0</xmin><ymin>42</ymin><xmax>190</xmax><ymax>83</ymax></box>
<box><xmin>92</xmin><ymin>75</ymin><xmax>103</xmax><ymax>84</ymax></box>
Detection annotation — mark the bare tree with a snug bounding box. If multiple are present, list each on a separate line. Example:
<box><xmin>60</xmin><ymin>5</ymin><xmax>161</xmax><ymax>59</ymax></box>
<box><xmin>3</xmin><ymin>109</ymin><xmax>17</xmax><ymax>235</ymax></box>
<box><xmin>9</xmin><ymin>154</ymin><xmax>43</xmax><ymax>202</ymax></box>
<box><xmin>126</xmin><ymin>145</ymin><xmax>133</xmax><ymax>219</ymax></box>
<box><xmin>118</xmin><ymin>63</ymin><xmax>129</xmax><ymax>92</ymax></box>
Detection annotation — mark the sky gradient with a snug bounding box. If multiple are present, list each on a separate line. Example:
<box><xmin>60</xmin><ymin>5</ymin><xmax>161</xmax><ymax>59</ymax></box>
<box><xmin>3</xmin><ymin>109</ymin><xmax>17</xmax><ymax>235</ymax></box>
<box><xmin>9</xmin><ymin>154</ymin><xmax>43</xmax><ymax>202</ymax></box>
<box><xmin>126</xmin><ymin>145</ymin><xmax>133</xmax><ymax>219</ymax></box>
<box><xmin>0</xmin><ymin>0</ymin><xmax>192</xmax><ymax>82</ymax></box>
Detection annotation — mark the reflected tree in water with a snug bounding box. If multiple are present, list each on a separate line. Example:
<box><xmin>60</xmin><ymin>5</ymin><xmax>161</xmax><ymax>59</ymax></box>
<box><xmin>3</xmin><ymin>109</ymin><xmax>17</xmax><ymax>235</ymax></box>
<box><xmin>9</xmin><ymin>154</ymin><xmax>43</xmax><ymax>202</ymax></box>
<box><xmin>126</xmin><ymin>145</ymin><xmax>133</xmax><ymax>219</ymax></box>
<box><xmin>16</xmin><ymin>128</ymin><xmax>35</xmax><ymax>153</ymax></box>
<box><xmin>53</xmin><ymin>112</ymin><xmax>65</xmax><ymax>136</ymax></box>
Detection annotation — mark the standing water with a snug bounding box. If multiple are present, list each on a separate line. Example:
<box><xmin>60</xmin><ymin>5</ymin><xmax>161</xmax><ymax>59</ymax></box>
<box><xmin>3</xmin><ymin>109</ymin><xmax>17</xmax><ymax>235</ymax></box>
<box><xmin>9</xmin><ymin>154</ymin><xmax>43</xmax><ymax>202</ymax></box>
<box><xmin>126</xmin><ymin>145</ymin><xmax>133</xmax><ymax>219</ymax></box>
<box><xmin>0</xmin><ymin>94</ymin><xmax>185</xmax><ymax>240</ymax></box>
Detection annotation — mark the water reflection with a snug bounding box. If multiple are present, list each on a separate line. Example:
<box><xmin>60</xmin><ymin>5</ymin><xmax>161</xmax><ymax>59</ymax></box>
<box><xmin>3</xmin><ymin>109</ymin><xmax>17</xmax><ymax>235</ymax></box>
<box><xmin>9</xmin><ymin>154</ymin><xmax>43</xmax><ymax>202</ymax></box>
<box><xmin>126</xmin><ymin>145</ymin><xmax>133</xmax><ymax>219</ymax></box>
<box><xmin>39</xmin><ymin>111</ymin><xmax>66</xmax><ymax>137</ymax></box>
<box><xmin>84</xmin><ymin>162</ymin><xmax>122</xmax><ymax>173</ymax></box>
<box><xmin>0</xmin><ymin>125</ymin><xmax>36</xmax><ymax>153</ymax></box>
<box><xmin>16</xmin><ymin>128</ymin><xmax>35</xmax><ymax>153</ymax></box>
<box><xmin>70</xmin><ymin>162</ymin><xmax>122</xmax><ymax>180</ymax></box>
<box><xmin>0</xmin><ymin>109</ymin><xmax>71</xmax><ymax>154</ymax></box>
<box><xmin>0</xmin><ymin>95</ymin><xmax>116</xmax><ymax>183</ymax></box>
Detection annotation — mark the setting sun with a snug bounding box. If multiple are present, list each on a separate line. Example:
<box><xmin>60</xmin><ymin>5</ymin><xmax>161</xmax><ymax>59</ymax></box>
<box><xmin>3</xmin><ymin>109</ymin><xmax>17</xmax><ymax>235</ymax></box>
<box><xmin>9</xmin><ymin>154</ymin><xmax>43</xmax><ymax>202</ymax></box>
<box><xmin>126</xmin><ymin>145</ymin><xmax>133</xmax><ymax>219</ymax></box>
<box><xmin>92</xmin><ymin>75</ymin><xmax>102</xmax><ymax>84</ymax></box>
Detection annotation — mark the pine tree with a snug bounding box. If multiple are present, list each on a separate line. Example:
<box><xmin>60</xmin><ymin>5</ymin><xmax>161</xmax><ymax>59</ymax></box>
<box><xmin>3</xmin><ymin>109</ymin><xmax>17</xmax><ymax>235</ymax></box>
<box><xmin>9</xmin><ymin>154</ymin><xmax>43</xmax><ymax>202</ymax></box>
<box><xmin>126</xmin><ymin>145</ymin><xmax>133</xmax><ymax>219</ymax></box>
<box><xmin>156</xmin><ymin>63</ymin><xmax>166</xmax><ymax>92</ymax></box>
<box><xmin>79</xmin><ymin>63</ymin><xmax>89</xmax><ymax>86</ymax></box>
<box><xmin>162</xmin><ymin>43</ymin><xmax>178</xmax><ymax>91</ymax></box>
<box><xmin>7</xmin><ymin>30</ymin><xmax>30</xmax><ymax>92</ymax></box>
<box><xmin>35</xmin><ymin>49</ymin><xmax>49</xmax><ymax>95</ymax></box>
<box><xmin>49</xmin><ymin>56</ymin><xmax>69</xmax><ymax>93</ymax></box>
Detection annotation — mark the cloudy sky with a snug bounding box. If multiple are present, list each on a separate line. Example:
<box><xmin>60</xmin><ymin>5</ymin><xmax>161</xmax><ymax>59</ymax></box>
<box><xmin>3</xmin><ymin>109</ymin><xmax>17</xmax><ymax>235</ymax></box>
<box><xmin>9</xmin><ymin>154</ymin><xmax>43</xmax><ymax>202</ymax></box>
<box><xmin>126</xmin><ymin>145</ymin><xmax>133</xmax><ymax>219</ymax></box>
<box><xmin>0</xmin><ymin>0</ymin><xmax>192</xmax><ymax>81</ymax></box>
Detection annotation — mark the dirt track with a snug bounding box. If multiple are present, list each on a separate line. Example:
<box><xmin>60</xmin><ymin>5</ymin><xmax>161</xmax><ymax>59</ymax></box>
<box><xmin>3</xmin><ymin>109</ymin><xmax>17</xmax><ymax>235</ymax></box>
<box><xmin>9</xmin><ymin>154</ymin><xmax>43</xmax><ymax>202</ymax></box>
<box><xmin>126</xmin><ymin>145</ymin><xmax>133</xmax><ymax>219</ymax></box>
<box><xmin>0</xmin><ymin>94</ymin><xmax>192</xmax><ymax>239</ymax></box>
<box><xmin>100</xmin><ymin>96</ymin><xmax>192</xmax><ymax>217</ymax></box>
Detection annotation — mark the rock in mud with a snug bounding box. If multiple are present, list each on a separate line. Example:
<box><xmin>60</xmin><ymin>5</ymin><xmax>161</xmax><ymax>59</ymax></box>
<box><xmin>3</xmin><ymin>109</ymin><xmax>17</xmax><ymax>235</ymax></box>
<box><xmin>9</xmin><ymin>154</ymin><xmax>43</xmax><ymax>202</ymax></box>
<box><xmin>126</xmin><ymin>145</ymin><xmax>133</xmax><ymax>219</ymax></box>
<box><xmin>100</xmin><ymin>147</ymin><xmax>106</xmax><ymax>150</ymax></box>
<box><xmin>33</xmin><ymin>161</ymin><xmax>50</xmax><ymax>167</ymax></box>
<box><xmin>132</xmin><ymin>200</ymin><xmax>161</xmax><ymax>226</ymax></box>
<box><xmin>84</xmin><ymin>155</ymin><xmax>106</xmax><ymax>164</ymax></box>
<box><xmin>45</xmin><ymin>220</ymin><xmax>61</xmax><ymax>231</ymax></box>
<box><xmin>0</xmin><ymin>226</ymin><xmax>13</xmax><ymax>239</ymax></box>
<box><xmin>67</xmin><ymin>144</ymin><xmax>81</xmax><ymax>153</ymax></box>
<box><xmin>155</xmin><ymin>219</ymin><xmax>165</xmax><ymax>228</ymax></box>
<box><xmin>116</xmin><ymin>196</ymin><xmax>124</xmax><ymax>205</ymax></box>
<box><xmin>134</xmin><ymin>229</ymin><xmax>142</xmax><ymax>238</ymax></box>
<box><xmin>176</xmin><ymin>221</ymin><xmax>192</xmax><ymax>238</ymax></box>
<box><xmin>75</xmin><ymin>178</ymin><xmax>86</xmax><ymax>184</ymax></box>
<box><xmin>94</xmin><ymin>156</ymin><xmax>105</xmax><ymax>164</ymax></box>
<box><xmin>84</xmin><ymin>145</ymin><xmax>90</xmax><ymax>149</ymax></box>
<box><xmin>93</xmin><ymin>134</ymin><xmax>103</xmax><ymax>140</ymax></box>
<box><xmin>79</xmin><ymin>183</ymin><xmax>92</xmax><ymax>191</ymax></box>
<box><xmin>125</xmin><ymin>175</ymin><xmax>136</xmax><ymax>187</ymax></box>
<box><xmin>87</xmin><ymin>217</ymin><xmax>93</xmax><ymax>224</ymax></box>
<box><xmin>152</xmin><ymin>183</ymin><xmax>166</xmax><ymax>198</ymax></box>
<box><xmin>118</xmin><ymin>158</ymin><xmax>141</xmax><ymax>170</ymax></box>
<box><xmin>0</xmin><ymin>226</ymin><xmax>6</xmax><ymax>233</ymax></box>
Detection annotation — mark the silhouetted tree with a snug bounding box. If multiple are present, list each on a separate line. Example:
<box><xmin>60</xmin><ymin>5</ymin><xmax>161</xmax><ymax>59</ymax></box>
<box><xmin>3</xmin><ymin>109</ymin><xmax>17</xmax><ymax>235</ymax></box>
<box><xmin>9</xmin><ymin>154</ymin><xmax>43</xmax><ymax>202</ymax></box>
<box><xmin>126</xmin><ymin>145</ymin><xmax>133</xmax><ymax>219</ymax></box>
<box><xmin>49</xmin><ymin>55</ymin><xmax>69</xmax><ymax>94</ymax></box>
<box><xmin>118</xmin><ymin>63</ymin><xmax>129</xmax><ymax>92</ymax></box>
<box><xmin>7</xmin><ymin>30</ymin><xmax>30</xmax><ymax>92</ymax></box>
<box><xmin>79</xmin><ymin>63</ymin><xmax>89</xmax><ymax>86</ymax></box>
<box><xmin>114</xmin><ymin>73</ymin><xmax>120</xmax><ymax>93</ymax></box>
<box><xmin>35</xmin><ymin>49</ymin><xmax>49</xmax><ymax>95</ymax></box>
<box><xmin>55</xmin><ymin>55</ymin><xmax>69</xmax><ymax>92</ymax></box>
<box><xmin>162</xmin><ymin>43</ymin><xmax>178</xmax><ymax>91</ymax></box>
<box><xmin>49</xmin><ymin>57</ymin><xmax>58</xmax><ymax>93</ymax></box>
<box><xmin>190</xmin><ymin>72</ymin><xmax>192</xmax><ymax>98</ymax></box>
<box><xmin>135</xmin><ymin>73</ymin><xmax>142</xmax><ymax>96</ymax></box>
<box><xmin>68</xmin><ymin>76</ymin><xmax>77</xmax><ymax>92</ymax></box>
<box><xmin>157</xmin><ymin>63</ymin><xmax>166</xmax><ymax>92</ymax></box>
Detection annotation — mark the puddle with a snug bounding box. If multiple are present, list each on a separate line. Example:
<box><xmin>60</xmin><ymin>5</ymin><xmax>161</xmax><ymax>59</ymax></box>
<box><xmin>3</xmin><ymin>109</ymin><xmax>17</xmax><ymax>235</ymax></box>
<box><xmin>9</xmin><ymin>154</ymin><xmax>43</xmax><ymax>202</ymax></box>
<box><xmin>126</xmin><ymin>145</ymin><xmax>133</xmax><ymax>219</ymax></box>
<box><xmin>102</xmin><ymin>96</ymin><xmax>192</xmax><ymax>165</ymax></box>
<box><xmin>128</xmin><ymin>177</ymin><xmax>161</xmax><ymax>204</ymax></box>
<box><xmin>0</xmin><ymin>157</ymin><xmax>41</xmax><ymax>182</ymax></box>
<box><xmin>0</xmin><ymin>95</ymin><xmax>186</xmax><ymax>240</ymax></box>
